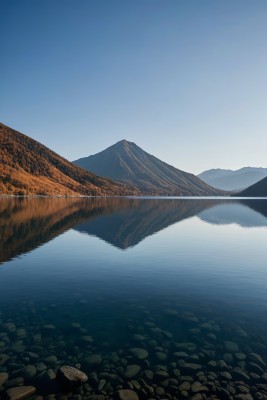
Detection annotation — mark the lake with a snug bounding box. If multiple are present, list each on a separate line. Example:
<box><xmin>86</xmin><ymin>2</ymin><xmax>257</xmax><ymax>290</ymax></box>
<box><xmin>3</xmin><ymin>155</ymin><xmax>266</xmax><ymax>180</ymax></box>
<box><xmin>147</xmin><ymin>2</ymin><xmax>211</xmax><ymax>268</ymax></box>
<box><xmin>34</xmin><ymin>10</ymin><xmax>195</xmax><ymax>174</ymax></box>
<box><xmin>1</xmin><ymin>197</ymin><xmax>267</xmax><ymax>400</ymax></box>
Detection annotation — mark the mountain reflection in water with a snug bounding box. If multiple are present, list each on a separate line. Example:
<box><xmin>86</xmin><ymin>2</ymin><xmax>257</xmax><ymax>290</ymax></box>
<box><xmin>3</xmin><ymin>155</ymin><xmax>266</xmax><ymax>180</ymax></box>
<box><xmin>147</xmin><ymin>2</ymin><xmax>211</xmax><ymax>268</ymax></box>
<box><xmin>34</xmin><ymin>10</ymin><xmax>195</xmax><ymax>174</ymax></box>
<box><xmin>1</xmin><ymin>197</ymin><xmax>267</xmax><ymax>264</ymax></box>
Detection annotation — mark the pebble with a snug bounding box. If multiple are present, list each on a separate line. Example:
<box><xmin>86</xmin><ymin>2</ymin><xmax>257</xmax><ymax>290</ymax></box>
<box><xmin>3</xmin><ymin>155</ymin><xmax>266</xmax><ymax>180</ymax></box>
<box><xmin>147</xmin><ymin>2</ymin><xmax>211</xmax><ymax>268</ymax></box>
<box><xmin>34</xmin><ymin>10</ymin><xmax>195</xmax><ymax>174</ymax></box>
<box><xmin>23</xmin><ymin>365</ymin><xmax>37</xmax><ymax>379</ymax></box>
<box><xmin>124</xmin><ymin>365</ymin><xmax>141</xmax><ymax>379</ymax></box>
<box><xmin>179</xmin><ymin>381</ymin><xmax>190</xmax><ymax>391</ymax></box>
<box><xmin>84</xmin><ymin>354</ymin><xmax>102</xmax><ymax>367</ymax></box>
<box><xmin>191</xmin><ymin>381</ymin><xmax>209</xmax><ymax>393</ymax></box>
<box><xmin>155</xmin><ymin>351</ymin><xmax>167</xmax><ymax>361</ymax></box>
<box><xmin>132</xmin><ymin>334</ymin><xmax>146</xmax><ymax>342</ymax></box>
<box><xmin>0</xmin><ymin>372</ymin><xmax>9</xmax><ymax>386</ymax></box>
<box><xmin>248</xmin><ymin>353</ymin><xmax>266</xmax><ymax>368</ymax></box>
<box><xmin>46</xmin><ymin>369</ymin><xmax>56</xmax><ymax>380</ymax></box>
<box><xmin>0</xmin><ymin>353</ymin><xmax>9</xmax><ymax>365</ymax></box>
<box><xmin>7</xmin><ymin>386</ymin><xmax>36</xmax><ymax>400</ymax></box>
<box><xmin>118</xmin><ymin>389</ymin><xmax>139</xmax><ymax>400</ymax></box>
<box><xmin>182</xmin><ymin>363</ymin><xmax>202</xmax><ymax>372</ymax></box>
<box><xmin>224</xmin><ymin>341</ymin><xmax>239</xmax><ymax>353</ymax></box>
<box><xmin>81</xmin><ymin>336</ymin><xmax>94</xmax><ymax>343</ymax></box>
<box><xmin>129</xmin><ymin>348</ymin><xmax>148</xmax><ymax>360</ymax></box>
<box><xmin>42</xmin><ymin>325</ymin><xmax>56</xmax><ymax>330</ymax></box>
<box><xmin>154</xmin><ymin>370</ymin><xmax>169</xmax><ymax>380</ymax></box>
<box><xmin>57</xmin><ymin>365</ymin><xmax>88</xmax><ymax>388</ymax></box>
<box><xmin>44</xmin><ymin>355</ymin><xmax>57</xmax><ymax>364</ymax></box>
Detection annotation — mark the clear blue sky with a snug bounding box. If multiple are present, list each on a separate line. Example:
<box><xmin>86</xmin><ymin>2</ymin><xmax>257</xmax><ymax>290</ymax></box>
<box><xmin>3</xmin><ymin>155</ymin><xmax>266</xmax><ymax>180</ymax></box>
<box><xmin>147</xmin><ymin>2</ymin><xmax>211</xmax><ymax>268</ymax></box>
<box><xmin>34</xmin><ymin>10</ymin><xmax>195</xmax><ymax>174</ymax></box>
<box><xmin>1</xmin><ymin>0</ymin><xmax>267</xmax><ymax>174</ymax></box>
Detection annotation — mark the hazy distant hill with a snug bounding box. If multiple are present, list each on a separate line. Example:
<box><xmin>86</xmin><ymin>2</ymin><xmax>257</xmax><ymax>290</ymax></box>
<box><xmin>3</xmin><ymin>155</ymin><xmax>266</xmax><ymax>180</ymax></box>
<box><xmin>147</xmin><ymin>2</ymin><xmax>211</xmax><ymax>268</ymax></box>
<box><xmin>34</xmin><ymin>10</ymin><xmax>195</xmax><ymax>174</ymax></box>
<box><xmin>198</xmin><ymin>167</ymin><xmax>267</xmax><ymax>191</ymax></box>
<box><xmin>235</xmin><ymin>177</ymin><xmax>267</xmax><ymax>197</ymax></box>
<box><xmin>73</xmin><ymin>140</ymin><xmax>222</xmax><ymax>196</ymax></box>
<box><xmin>0</xmin><ymin>123</ymin><xmax>136</xmax><ymax>196</ymax></box>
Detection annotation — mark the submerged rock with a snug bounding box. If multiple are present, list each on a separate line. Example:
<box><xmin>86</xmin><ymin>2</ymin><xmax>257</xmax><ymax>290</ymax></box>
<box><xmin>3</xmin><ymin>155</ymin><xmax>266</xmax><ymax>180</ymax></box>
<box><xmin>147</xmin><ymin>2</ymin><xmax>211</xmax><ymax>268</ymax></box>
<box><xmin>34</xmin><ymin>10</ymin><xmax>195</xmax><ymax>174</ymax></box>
<box><xmin>84</xmin><ymin>354</ymin><xmax>102</xmax><ymax>367</ymax></box>
<box><xmin>0</xmin><ymin>354</ymin><xmax>9</xmax><ymax>366</ymax></box>
<box><xmin>6</xmin><ymin>386</ymin><xmax>36</xmax><ymax>400</ymax></box>
<box><xmin>124</xmin><ymin>365</ymin><xmax>141</xmax><ymax>379</ymax></box>
<box><xmin>129</xmin><ymin>348</ymin><xmax>148</xmax><ymax>360</ymax></box>
<box><xmin>23</xmin><ymin>365</ymin><xmax>37</xmax><ymax>379</ymax></box>
<box><xmin>224</xmin><ymin>341</ymin><xmax>239</xmax><ymax>353</ymax></box>
<box><xmin>248</xmin><ymin>353</ymin><xmax>266</xmax><ymax>368</ymax></box>
<box><xmin>0</xmin><ymin>372</ymin><xmax>8</xmax><ymax>386</ymax></box>
<box><xmin>117</xmin><ymin>389</ymin><xmax>139</xmax><ymax>400</ymax></box>
<box><xmin>191</xmin><ymin>381</ymin><xmax>209</xmax><ymax>393</ymax></box>
<box><xmin>57</xmin><ymin>366</ymin><xmax>88</xmax><ymax>388</ymax></box>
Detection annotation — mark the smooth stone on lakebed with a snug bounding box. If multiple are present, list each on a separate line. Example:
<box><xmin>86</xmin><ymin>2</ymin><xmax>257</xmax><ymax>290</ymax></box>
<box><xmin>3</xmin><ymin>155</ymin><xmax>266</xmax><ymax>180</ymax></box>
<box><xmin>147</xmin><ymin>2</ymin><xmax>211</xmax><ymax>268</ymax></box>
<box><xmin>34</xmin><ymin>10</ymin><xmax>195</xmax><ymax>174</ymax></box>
<box><xmin>182</xmin><ymin>363</ymin><xmax>202</xmax><ymax>372</ymax></box>
<box><xmin>129</xmin><ymin>348</ymin><xmax>148</xmax><ymax>360</ymax></box>
<box><xmin>179</xmin><ymin>381</ymin><xmax>190</xmax><ymax>391</ymax></box>
<box><xmin>84</xmin><ymin>354</ymin><xmax>102</xmax><ymax>367</ymax></box>
<box><xmin>0</xmin><ymin>354</ymin><xmax>9</xmax><ymax>365</ymax></box>
<box><xmin>7</xmin><ymin>386</ymin><xmax>36</xmax><ymax>400</ymax></box>
<box><xmin>191</xmin><ymin>381</ymin><xmax>209</xmax><ymax>393</ymax></box>
<box><xmin>0</xmin><ymin>372</ymin><xmax>8</xmax><ymax>386</ymax></box>
<box><xmin>132</xmin><ymin>334</ymin><xmax>146</xmax><ymax>342</ymax></box>
<box><xmin>155</xmin><ymin>351</ymin><xmax>167</xmax><ymax>361</ymax></box>
<box><xmin>124</xmin><ymin>365</ymin><xmax>141</xmax><ymax>379</ymax></box>
<box><xmin>117</xmin><ymin>389</ymin><xmax>139</xmax><ymax>400</ymax></box>
<box><xmin>42</xmin><ymin>324</ymin><xmax>56</xmax><ymax>330</ymax></box>
<box><xmin>248</xmin><ymin>353</ymin><xmax>266</xmax><ymax>367</ymax></box>
<box><xmin>57</xmin><ymin>366</ymin><xmax>88</xmax><ymax>388</ymax></box>
<box><xmin>23</xmin><ymin>365</ymin><xmax>36</xmax><ymax>379</ymax></box>
<box><xmin>224</xmin><ymin>341</ymin><xmax>239</xmax><ymax>353</ymax></box>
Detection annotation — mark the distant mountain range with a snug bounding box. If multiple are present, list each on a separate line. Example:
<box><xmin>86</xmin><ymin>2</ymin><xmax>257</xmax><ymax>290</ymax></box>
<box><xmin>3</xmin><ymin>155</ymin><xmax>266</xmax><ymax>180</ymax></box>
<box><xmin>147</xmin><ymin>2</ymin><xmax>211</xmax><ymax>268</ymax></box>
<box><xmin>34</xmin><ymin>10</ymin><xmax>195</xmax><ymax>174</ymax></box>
<box><xmin>0</xmin><ymin>123</ymin><xmax>136</xmax><ymax>196</ymax></box>
<box><xmin>73</xmin><ymin>140</ymin><xmax>222</xmax><ymax>196</ymax></box>
<box><xmin>198</xmin><ymin>167</ymin><xmax>267</xmax><ymax>191</ymax></box>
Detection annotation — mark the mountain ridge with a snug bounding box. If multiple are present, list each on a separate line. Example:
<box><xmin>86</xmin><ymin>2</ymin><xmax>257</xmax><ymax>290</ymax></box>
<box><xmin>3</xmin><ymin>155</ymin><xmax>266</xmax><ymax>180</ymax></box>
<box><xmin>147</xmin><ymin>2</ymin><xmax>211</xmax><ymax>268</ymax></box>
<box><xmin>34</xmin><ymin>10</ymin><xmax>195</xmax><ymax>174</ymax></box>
<box><xmin>198</xmin><ymin>167</ymin><xmax>267</xmax><ymax>191</ymax></box>
<box><xmin>234</xmin><ymin>177</ymin><xmax>267</xmax><ymax>197</ymax></box>
<box><xmin>0</xmin><ymin>123</ymin><xmax>137</xmax><ymax>196</ymax></box>
<box><xmin>74</xmin><ymin>140</ymin><xmax>224</xmax><ymax>196</ymax></box>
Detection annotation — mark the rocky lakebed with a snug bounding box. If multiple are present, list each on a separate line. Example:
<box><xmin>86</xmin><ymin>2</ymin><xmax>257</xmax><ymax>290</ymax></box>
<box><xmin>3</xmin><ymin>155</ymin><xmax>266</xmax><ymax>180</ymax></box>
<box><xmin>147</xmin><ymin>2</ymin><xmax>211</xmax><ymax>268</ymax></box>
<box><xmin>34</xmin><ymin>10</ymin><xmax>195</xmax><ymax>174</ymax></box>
<box><xmin>0</xmin><ymin>299</ymin><xmax>267</xmax><ymax>400</ymax></box>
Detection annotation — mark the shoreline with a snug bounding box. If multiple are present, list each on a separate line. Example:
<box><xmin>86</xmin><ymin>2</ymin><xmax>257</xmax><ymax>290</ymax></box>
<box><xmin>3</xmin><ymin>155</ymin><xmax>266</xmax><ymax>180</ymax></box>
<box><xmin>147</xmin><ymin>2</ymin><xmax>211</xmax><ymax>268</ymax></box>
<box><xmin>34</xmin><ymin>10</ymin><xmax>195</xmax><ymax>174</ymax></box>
<box><xmin>1</xmin><ymin>194</ymin><xmax>267</xmax><ymax>200</ymax></box>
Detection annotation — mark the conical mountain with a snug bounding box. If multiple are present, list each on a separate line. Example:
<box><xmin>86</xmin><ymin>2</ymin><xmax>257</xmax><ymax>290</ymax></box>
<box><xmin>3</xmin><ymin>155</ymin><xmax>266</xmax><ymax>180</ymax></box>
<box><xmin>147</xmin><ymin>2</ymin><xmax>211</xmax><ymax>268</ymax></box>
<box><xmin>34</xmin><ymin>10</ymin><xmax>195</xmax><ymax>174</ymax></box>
<box><xmin>74</xmin><ymin>140</ymin><xmax>223</xmax><ymax>196</ymax></box>
<box><xmin>0</xmin><ymin>123</ymin><xmax>136</xmax><ymax>196</ymax></box>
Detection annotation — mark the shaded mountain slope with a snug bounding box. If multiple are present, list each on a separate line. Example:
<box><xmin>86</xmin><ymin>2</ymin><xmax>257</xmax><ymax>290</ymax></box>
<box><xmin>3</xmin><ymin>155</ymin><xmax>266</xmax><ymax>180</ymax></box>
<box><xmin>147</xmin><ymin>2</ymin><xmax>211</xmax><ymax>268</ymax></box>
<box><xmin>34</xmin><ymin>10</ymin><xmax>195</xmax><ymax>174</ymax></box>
<box><xmin>74</xmin><ymin>140</ymin><xmax>223</xmax><ymax>196</ymax></box>
<box><xmin>198</xmin><ymin>167</ymin><xmax>267</xmax><ymax>191</ymax></box>
<box><xmin>0</xmin><ymin>123</ymin><xmax>136</xmax><ymax>196</ymax></box>
<box><xmin>234</xmin><ymin>177</ymin><xmax>267</xmax><ymax>197</ymax></box>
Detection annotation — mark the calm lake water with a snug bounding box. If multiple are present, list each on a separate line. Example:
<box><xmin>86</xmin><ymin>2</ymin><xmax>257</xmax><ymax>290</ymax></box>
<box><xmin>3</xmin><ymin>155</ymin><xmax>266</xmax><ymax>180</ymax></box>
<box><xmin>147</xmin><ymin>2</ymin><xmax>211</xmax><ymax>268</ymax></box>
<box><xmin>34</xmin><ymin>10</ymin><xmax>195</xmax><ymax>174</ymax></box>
<box><xmin>1</xmin><ymin>197</ymin><xmax>267</xmax><ymax>400</ymax></box>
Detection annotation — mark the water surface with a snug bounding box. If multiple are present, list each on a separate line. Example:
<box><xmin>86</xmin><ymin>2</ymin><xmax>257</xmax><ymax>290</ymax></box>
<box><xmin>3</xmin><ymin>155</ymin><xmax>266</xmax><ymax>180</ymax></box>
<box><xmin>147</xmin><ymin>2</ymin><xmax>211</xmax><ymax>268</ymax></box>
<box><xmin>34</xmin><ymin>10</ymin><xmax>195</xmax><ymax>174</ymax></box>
<box><xmin>0</xmin><ymin>198</ymin><xmax>267</xmax><ymax>400</ymax></box>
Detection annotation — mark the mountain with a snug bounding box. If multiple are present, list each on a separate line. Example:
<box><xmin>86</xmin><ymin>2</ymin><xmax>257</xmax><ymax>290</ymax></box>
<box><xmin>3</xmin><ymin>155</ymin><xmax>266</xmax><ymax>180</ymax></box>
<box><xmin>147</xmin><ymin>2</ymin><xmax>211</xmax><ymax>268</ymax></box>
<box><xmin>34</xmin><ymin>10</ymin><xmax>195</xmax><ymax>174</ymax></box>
<box><xmin>73</xmin><ymin>140</ymin><xmax>223</xmax><ymax>196</ymax></box>
<box><xmin>0</xmin><ymin>123</ymin><xmax>136</xmax><ymax>196</ymax></box>
<box><xmin>234</xmin><ymin>177</ymin><xmax>267</xmax><ymax>197</ymax></box>
<box><xmin>198</xmin><ymin>167</ymin><xmax>267</xmax><ymax>191</ymax></box>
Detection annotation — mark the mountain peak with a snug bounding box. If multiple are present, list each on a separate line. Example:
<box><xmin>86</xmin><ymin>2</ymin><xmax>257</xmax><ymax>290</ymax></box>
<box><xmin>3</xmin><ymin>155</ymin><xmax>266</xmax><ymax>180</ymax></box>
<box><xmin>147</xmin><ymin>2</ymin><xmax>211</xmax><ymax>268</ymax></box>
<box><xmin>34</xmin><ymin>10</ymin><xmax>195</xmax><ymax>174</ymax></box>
<box><xmin>113</xmin><ymin>139</ymin><xmax>137</xmax><ymax>149</ymax></box>
<box><xmin>74</xmin><ymin>141</ymin><xmax>222</xmax><ymax>196</ymax></box>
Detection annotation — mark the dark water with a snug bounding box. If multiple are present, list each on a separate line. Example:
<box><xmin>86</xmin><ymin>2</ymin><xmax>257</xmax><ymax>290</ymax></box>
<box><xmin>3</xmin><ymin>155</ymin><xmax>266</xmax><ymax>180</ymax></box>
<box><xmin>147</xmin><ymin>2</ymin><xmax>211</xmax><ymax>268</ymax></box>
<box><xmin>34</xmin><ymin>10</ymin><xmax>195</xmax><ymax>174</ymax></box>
<box><xmin>1</xmin><ymin>198</ymin><xmax>267</xmax><ymax>400</ymax></box>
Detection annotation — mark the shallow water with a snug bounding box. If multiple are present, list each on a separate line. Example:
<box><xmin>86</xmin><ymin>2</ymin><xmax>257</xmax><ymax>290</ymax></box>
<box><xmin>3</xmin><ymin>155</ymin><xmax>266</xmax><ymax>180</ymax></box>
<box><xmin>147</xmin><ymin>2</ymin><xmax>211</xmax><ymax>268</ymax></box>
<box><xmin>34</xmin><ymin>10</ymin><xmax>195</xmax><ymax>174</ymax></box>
<box><xmin>1</xmin><ymin>197</ymin><xmax>267</xmax><ymax>400</ymax></box>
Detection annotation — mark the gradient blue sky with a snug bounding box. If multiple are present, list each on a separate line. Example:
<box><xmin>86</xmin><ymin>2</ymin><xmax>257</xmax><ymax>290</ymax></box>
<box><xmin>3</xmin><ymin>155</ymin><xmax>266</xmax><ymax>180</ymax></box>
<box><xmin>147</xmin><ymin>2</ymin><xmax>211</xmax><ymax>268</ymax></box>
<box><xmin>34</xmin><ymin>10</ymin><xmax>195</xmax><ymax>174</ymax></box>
<box><xmin>1</xmin><ymin>0</ymin><xmax>267</xmax><ymax>174</ymax></box>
